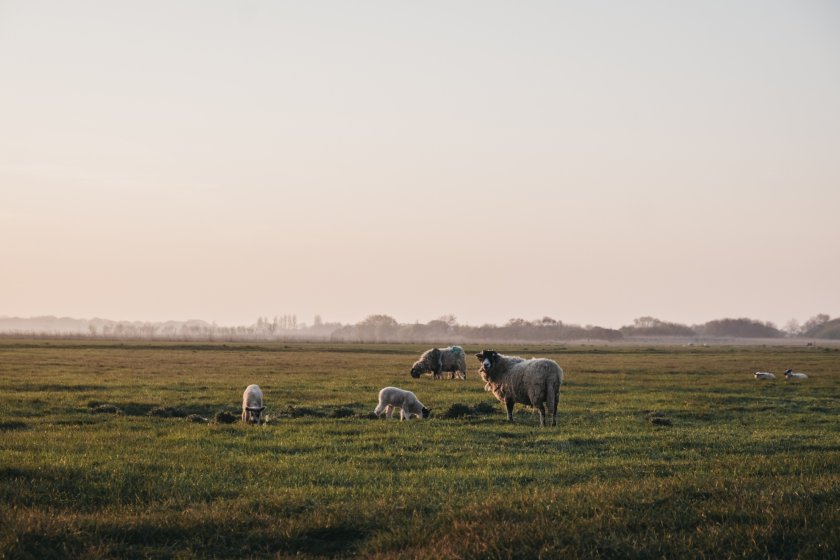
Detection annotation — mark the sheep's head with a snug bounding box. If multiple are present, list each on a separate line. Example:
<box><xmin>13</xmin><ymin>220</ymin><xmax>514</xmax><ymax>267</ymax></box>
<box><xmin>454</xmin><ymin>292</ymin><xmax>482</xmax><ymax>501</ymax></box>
<box><xmin>410</xmin><ymin>362</ymin><xmax>424</xmax><ymax>378</ymax></box>
<box><xmin>421</xmin><ymin>407</ymin><xmax>432</xmax><ymax>419</ymax></box>
<box><xmin>475</xmin><ymin>350</ymin><xmax>499</xmax><ymax>375</ymax></box>
<box><xmin>411</xmin><ymin>362</ymin><xmax>429</xmax><ymax>379</ymax></box>
<box><xmin>245</xmin><ymin>406</ymin><xmax>266</xmax><ymax>425</ymax></box>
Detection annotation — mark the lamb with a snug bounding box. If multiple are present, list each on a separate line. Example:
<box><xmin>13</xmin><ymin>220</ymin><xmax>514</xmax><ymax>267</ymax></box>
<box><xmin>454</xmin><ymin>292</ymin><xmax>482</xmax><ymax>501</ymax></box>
<box><xmin>754</xmin><ymin>371</ymin><xmax>776</xmax><ymax>380</ymax></box>
<box><xmin>374</xmin><ymin>387</ymin><xmax>431</xmax><ymax>420</ymax></box>
<box><xmin>241</xmin><ymin>384</ymin><xmax>266</xmax><ymax>425</ymax></box>
<box><xmin>475</xmin><ymin>350</ymin><xmax>563</xmax><ymax>427</ymax></box>
<box><xmin>784</xmin><ymin>369</ymin><xmax>809</xmax><ymax>380</ymax></box>
<box><xmin>410</xmin><ymin>346</ymin><xmax>467</xmax><ymax>380</ymax></box>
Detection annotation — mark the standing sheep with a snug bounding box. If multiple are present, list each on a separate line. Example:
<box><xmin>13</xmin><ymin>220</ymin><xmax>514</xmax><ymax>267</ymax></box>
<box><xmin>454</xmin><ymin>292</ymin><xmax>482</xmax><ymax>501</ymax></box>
<box><xmin>475</xmin><ymin>350</ymin><xmax>563</xmax><ymax>427</ymax></box>
<box><xmin>410</xmin><ymin>346</ymin><xmax>467</xmax><ymax>380</ymax></box>
<box><xmin>374</xmin><ymin>387</ymin><xmax>431</xmax><ymax>420</ymax></box>
<box><xmin>241</xmin><ymin>384</ymin><xmax>266</xmax><ymax>425</ymax></box>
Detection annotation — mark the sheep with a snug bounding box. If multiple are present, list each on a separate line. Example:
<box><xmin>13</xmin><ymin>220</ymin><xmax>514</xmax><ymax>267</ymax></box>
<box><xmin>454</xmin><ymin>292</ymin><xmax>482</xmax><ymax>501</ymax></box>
<box><xmin>241</xmin><ymin>384</ymin><xmax>266</xmax><ymax>425</ymax></box>
<box><xmin>410</xmin><ymin>346</ymin><xmax>467</xmax><ymax>380</ymax></box>
<box><xmin>784</xmin><ymin>369</ymin><xmax>809</xmax><ymax>380</ymax></box>
<box><xmin>754</xmin><ymin>371</ymin><xmax>776</xmax><ymax>380</ymax></box>
<box><xmin>374</xmin><ymin>387</ymin><xmax>431</xmax><ymax>420</ymax></box>
<box><xmin>475</xmin><ymin>349</ymin><xmax>563</xmax><ymax>427</ymax></box>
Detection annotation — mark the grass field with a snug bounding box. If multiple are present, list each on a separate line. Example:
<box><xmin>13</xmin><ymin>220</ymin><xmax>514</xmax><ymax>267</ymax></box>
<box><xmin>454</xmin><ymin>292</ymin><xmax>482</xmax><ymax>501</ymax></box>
<box><xmin>1</xmin><ymin>339</ymin><xmax>838</xmax><ymax>559</ymax></box>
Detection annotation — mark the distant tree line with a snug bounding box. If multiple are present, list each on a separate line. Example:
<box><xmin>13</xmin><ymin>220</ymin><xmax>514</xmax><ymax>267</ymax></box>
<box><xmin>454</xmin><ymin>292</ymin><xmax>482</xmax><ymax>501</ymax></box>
<box><xmin>0</xmin><ymin>313</ymin><xmax>837</xmax><ymax>342</ymax></box>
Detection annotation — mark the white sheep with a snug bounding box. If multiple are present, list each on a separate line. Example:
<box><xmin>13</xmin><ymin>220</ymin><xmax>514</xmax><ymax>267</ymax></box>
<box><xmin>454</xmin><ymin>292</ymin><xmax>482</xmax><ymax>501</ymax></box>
<box><xmin>784</xmin><ymin>369</ymin><xmax>809</xmax><ymax>380</ymax></box>
<box><xmin>410</xmin><ymin>346</ymin><xmax>467</xmax><ymax>380</ymax></box>
<box><xmin>374</xmin><ymin>387</ymin><xmax>431</xmax><ymax>420</ymax></box>
<box><xmin>475</xmin><ymin>350</ymin><xmax>563</xmax><ymax>427</ymax></box>
<box><xmin>753</xmin><ymin>371</ymin><xmax>776</xmax><ymax>380</ymax></box>
<box><xmin>241</xmin><ymin>384</ymin><xmax>266</xmax><ymax>425</ymax></box>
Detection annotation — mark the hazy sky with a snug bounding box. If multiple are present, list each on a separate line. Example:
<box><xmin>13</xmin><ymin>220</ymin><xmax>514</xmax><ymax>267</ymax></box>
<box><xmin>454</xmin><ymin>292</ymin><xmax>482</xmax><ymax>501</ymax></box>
<box><xmin>2</xmin><ymin>1</ymin><xmax>839</xmax><ymax>328</ymax></box>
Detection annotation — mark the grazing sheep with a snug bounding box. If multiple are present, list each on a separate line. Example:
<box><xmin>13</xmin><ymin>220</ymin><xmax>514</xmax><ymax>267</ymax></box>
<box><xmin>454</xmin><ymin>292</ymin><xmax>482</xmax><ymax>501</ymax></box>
<box><xmin>241</xmin><ymin>384</ymin><xmax>266</xmax><ymax>425</ymax></box>
<box><xmin>475</xmin><ymin>350</ymin><xmax>563</xmax><ymax>427</ymax></box>
<box><xmin>754</xmin><ymin>371</ymin><xmax>776</xmax><ymax>380</ymax></box>
<box><xmin>784</xmin><ymin>369</ymin><xmax>809</xmax><ymax>380</ymax></box>
<box><xmin>374</xmin><ymin>387</ymin><xmax>431</xmax><ymax>420</ymax></box>
<box><xmin>410</xmin><ymin>346</ymin><xmax>467</xmax><ymax>380</ymax></box>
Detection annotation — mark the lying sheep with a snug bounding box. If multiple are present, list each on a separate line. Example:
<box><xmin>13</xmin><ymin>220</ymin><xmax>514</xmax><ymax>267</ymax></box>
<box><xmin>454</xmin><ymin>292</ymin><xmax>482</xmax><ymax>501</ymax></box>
<box><xmin>784</xmin><ymin>369</ymin><xmax>809</xmax><ymax>380</ymax></box>
<box><xmin>374</xmin><ymin>387</ymin><xmax>431</xmax><ymax>420</ymax></box>
<box><xmin>410</xmin><ymin>346</ymin><xmax>467</xmax><ymax>380</ymax></box>
<box><xmin>241</xmin><ymin>384</ymin><xmax>266</xmax><ymax>425</ymax></box>
<box><xmin>754</xmin><ymin>371</ymin><xmax>776</xmax><ymax>380</ymax></box>
<box><xmin>475</xmin><ymin>350</ymin><xmax>563</xmax><ymax>427</ymax></box>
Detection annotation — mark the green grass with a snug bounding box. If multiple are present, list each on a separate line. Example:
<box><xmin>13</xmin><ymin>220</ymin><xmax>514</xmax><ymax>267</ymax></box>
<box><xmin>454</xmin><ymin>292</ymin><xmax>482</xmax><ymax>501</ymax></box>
<box><xmin>1</xmin><ymin>340</ymin><xmax>838</xmax><ymax>559</ymax></box>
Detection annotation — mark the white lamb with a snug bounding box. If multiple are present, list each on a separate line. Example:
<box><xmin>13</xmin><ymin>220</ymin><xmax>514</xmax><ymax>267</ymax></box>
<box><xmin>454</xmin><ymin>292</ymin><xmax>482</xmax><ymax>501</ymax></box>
<box><xmin>784</xmin><ymin>369</ymin><xmax>809</xmax><ymax>380</ymax></box>
<box><xmin>754</xmin><ymin>371</ymin><xmax>776</xmax><ymax>380</ymax></box>
<box><xmin>374</xmin><ymin>387</ymin><xmax>431</xmax><ymax>421</ymax></box>
<box><xmin>241</xmin><ymin>384</ymin><xmax>266</xmax><ymax>425</ymax></box>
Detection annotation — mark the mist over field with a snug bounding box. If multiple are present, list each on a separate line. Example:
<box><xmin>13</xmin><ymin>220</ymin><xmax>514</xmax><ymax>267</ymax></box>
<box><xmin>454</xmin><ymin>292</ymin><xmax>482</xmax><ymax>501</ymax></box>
<box><xmin>2</xmin><ymin>312</ymin><xmax>839</xmax><ymax>343</ymax></box>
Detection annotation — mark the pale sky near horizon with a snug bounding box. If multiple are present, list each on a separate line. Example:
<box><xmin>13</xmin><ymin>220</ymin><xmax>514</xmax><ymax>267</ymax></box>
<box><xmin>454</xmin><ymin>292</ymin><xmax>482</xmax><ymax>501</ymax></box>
<box><xmin>2</xmin><ymin>1</ymin><xmax>839</xmax><ymax>329</ymax></box>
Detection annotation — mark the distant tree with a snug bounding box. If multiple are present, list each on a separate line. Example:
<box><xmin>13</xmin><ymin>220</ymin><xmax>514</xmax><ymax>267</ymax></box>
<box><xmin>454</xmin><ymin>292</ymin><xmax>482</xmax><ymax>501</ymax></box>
<box><xmin>437</xmin><ymin>314</ymin><xmax>458</xmax><ymax>327</ymax></box>
<box><xmin>802</xmin><ymin>315</ymin><xmax>839</xmax><ymax>339</ymax></box>
<box><xmin>426</xmin><ymin>319</ymin><xmax>451</xmax><ymax>337</ymax></box>
<box><xmin>782</xmin><ymin>319</ymin><xmax>802</xmax><ymax>336</ymax></box>
<box><xmin>700</xmin><ymin>318</ymin><xmax>783</xmax><ymax>338</ymax></box>
<box><xmin>633</xmin><ymin>316</ymin><xmax>660</xmax><ymax>329</ymax></box>
<box><xmin>801</xmin><ymin>314</ymin><xmax>830</xmax><ymax>334</ymax></box>
<box><xmin>621</xmin><ymin>317</ymin><xmax>695</xmax><ymax>337</ymax></box>
<box><xmin>359</xmin><ymin>314</ymin><xmax>398</xmax><ymax>328</ymax></box>
<box><xmin>357</xmin><ymin>314</ymin><xmax>399</xmax><ymax>341</ymax></box>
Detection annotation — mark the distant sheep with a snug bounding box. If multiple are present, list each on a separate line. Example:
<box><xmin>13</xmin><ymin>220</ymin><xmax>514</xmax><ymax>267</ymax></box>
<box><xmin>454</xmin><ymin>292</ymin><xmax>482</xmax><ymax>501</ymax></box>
<box><xmin>241</xmin><ymin>384</ymin><xmax>266</xmax><ymax>425</ymax></box>
<box><xmin>784</xmin><ymin>369</ymin><xmax>809</xmax><ymax>380</ymax></box>
<box><xmin>374</xmin><ymin>387</ymin><xmax>431</xmax><ymax>421</ymax></box>
<box><xmin>410</xmin><ymin>346</ymin><xmax>467</xmax><ymax>380</ymax></box>
<box><xmin>475</xmin><ymin>350</ymin><xmax>563</xmax><ymax>427</ymax></box>
<box><xmin>754</xmin><ymin>371</ymin><xmax>776</xmax><ymax>380</ymax></box>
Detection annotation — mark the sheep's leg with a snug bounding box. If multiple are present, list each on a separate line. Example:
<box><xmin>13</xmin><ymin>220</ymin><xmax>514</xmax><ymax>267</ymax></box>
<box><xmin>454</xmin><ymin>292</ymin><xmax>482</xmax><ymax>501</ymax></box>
<box><xmin>536</xmin><ymin>403</ymin><xmax>546</xmax><ymax>427</ymax></box>
<box><xmin>399</xmin><ymin>408</ymin><xmax>407</xmax><ymax>421</ymax></box>
<box><xmin>546</xmin><ymin>390</ymin><xmax>557</xmax><ymax>427</ymax></box>
<box><xmin>385</xmin><ymin>405</ymin><xmax>394</xmax><ymax>419</ymax></box>
<box><xmin>505</xmin><ymin>398</ymin><xmax>515</xmax><ymax>422</ymax></box>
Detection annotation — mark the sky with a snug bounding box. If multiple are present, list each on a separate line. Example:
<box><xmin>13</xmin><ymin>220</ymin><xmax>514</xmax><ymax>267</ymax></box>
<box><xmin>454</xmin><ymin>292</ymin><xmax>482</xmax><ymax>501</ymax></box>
<box><xmin>1</xmin><ymin>0</ymin><xmax>839</xmax><ymax>329</ymax></box>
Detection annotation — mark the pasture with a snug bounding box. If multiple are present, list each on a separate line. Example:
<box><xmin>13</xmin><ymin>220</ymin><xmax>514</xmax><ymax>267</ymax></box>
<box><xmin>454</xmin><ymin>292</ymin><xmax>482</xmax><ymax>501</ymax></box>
<box><xmin>1</xmin><ymin>339</ymin><xmax>838</xmax><ymax>559</ymax></box>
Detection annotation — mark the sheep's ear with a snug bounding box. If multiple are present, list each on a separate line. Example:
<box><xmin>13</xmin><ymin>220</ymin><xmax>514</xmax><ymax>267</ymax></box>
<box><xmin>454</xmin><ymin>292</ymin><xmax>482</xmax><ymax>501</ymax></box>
<box><xmin>258</xmin><ymin>406</ymin><xmax>266</xmax><ymax>412</ymax></box>
<box><xmin>475</xmin><ymin>352</ymin><xmax>484</xmax><ymax>360</ymax></box>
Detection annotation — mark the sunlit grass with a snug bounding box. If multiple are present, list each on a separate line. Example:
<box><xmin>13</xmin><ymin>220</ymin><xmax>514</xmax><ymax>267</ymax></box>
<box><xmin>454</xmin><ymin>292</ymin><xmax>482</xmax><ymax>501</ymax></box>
<box><xmin>1</xmin><ymin>340</ymin><xmax>838</xmax><ymax>558</ymax></box>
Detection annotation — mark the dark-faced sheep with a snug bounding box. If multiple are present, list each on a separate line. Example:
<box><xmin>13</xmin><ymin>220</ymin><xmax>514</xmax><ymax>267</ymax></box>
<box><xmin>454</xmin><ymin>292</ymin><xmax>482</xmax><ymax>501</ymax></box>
<box><xmin>475</xmin><ymin>350</ymin><xmax>563</xmax><ymax>427</ymax></box>
<box><xmin>410</xmin><ymin>346</ymin><xmax>467</xmax><ymax>380</ymax></box>
<box><xmin>784</xmin><ymin>369</ymin><xmax>809</xmax><ymax>380</ymax></box>
<box><xmin>374</xmin><ymin>387</ymin><xmax>431</xmax><ymax>420</ymax></box>
<box><xmin>241</xmin><ymin>384</ymin><xmax>266</xmax><ymax>425</ymax></box>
